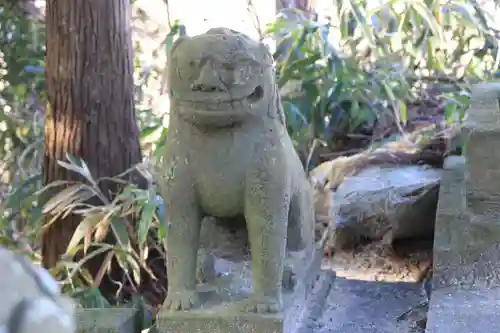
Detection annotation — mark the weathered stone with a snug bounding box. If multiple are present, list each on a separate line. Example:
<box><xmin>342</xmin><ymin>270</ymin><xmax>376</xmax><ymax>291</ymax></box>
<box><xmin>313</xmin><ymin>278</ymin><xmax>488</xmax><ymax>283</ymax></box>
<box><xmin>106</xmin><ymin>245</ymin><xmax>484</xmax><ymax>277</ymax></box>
<box><xmin>427</xmin><ymin>83</ymin><xmax>500</xmax><ymax>333</ymax></box>
<box><xmin>156</xmin><ymin>27</ymin><xmax>324</xmax><ymax>332</ymax></box>
<box><xmin>315</xmin><ymin>278</ymin><xmax>426</xmax><ymax>333</ymax></box>
<box><xmin>0</xmin><ymin>246</ymin><xmax>75</xmax><ymax>333</ymax></box>
<box><xmin>157</xmin><ymin>262</ymin><xmax>334</xmax><ymax>333</ymax></box>
<box><xmin>463</xmin><ymin>82</ymin><xmax>500</xmax><ymax>199</ymax></box>
<box><xmin>426</xmin><ymin>287</ymin><xmax>500</xmax><ymax>333</ymax></box>
<box><xmin>463</xmin><ymin>82</ymin><xmax>500</xmax><ymax>132</ymax></box>
<box><xmin>431</xmin><ymin>155</ymin><xmax>500</xmax><ymax>289</ymax></box>
<box><xmin>328</xmin><ymin>165</ymin><xmax>440</xmax><ymax>250</ymax></box>
<box><xmin>157</xmin><ymin>311</ymin><xmax>284</xmax><ymax>333</ymax></box>
<box><xmin>76</xmin><ymin>308</ymin><xmax>137</xmax><ymax>333</ymax></box>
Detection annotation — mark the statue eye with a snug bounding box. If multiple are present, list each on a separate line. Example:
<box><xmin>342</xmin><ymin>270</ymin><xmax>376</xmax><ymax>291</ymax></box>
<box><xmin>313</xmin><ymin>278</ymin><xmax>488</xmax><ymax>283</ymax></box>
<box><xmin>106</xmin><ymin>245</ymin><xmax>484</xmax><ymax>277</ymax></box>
<box><xmin>222</xmin><ymin>63</ymin><xmax>236</xmax><ymax>71</ymax></box>
<box><xmin>232</xmin><ymin>65</ymin><xmax>253</xmax><ymax>85</ymax></box>
<box><xmin>176</xmin><ymin>59</ymin><xmax>200</xmax><ymax>81</ymax></box>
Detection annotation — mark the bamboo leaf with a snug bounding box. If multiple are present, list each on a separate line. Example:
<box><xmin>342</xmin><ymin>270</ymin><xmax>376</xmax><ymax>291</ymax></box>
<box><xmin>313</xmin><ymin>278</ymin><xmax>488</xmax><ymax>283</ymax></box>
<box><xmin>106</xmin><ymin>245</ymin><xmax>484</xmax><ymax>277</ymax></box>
<box><xmin>138</xmin><ymin>199</ymin><xmax>158</xmax><ymax>247</ymax></box>
<box><xmin>42</xmin><ymin>184</ymin><xmax>88</xmax><ymax>214</ymax></box>
<box><xmin>35</xmin><ymin>180</ymin><xmax>78</xmax><ymax>196</ymax></box>
<box><xmin>94</xmin><ymin>210</ymin><xmax>114</xmax><ymax>243</ymax></box>
<box><xmin>410</xmin><ymin>2</ymin><xmax>442</xmax><ymax>41</ymax></box>
<box><xmin>66</xmin><ymin>213</ymin><xmax>105</xmax><ymax>254</ymax></box>
<box><xmin>110</xmin><ymin>218</ymin><xmax>130</xmax><ymax>248</ymax></box>
<box><xmin>399</xmin><ymin>101</ymin><xmax>408</xmax><ymax>125</ymax></box>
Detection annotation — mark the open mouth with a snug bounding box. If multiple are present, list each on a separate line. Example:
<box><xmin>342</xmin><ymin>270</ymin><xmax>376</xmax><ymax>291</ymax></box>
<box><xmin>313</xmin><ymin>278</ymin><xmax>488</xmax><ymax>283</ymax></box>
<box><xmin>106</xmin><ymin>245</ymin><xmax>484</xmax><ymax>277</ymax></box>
<box><xmin>176</xmin><ymin>85</ymin><xmax>264</xmax><ymax>110</ymax></box>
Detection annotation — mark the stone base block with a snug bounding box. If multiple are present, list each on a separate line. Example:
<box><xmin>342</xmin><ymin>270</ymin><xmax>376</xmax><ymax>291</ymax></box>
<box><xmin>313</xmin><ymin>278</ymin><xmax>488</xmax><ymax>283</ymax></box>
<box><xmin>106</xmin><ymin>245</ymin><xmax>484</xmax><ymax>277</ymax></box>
<box><xmin>426</xmin><ymin>287</ymin><xmax>500</xmax><ymax>333</ymax></box>
<box><xmin>156</xmin><ymin>271</ymin><xmax>290</xmax><ymax>333</ymax></box>
<box><xmin>157</xmin><ymin>311</ymin><xmax>283</xmax><ymax>333</ymax></box>
<box><xmin>76</xmin><ymin>308</ymin><xmax>137</xmax><ymax>333</ymax></box>
<box><xmin>157</xmin><ymin>247</ymin><xmax>333</xmax><ymax>333</ymax></box>
<box><xmin>156</xmin><ymin>270</ymin><xmax>335</xmax><ymax>333</ymax></box>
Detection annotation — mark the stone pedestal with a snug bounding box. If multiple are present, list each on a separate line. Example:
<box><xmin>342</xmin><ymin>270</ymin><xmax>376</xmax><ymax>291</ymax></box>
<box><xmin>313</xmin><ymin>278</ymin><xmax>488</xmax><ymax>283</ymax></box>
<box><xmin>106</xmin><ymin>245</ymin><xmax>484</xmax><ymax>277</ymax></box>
<box><xmin>157</xmin><ymin>310</ymin><xmax>283</xmax><ymax>333</ymax></box>
<box><xmin>157</xmin><ymin>248</ymin><xmax>333</xmax><ymax>333</ymax></box>
<box><xmin>426</xmin><ymin>82</ymin><xmax>500</xmax><ymax>333</ymax></box>
<box><xmin>76</xmin><ymin>308</ymin><xmax>137</xmax><ymax>333</ymax></box>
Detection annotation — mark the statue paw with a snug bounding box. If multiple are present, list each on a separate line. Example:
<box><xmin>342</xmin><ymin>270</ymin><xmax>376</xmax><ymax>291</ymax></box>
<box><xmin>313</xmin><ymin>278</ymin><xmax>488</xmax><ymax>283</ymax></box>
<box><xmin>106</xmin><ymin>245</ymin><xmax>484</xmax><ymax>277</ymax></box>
<box><xmin>163</xmin><ymin>289</ymin><xmax>199</xmax><ymax>311</ymax></box>
<box><xmin>231</xmin><ymin>295</ymin><xmax>282</xmax><ymax>313</ymax></box>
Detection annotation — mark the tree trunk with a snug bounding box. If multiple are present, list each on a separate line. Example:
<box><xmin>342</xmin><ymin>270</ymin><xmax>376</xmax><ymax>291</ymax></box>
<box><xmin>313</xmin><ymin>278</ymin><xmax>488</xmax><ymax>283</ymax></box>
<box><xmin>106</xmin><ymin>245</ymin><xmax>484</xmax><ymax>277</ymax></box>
<box><xmin>43</xmin><ymin>0</ymin><xmax>145</xmax><ymax>301</ymax></box>
<box><xmin>278</xmin><ymin>0</ymin><xmax>313</xmax><ymax>11</ymax></box>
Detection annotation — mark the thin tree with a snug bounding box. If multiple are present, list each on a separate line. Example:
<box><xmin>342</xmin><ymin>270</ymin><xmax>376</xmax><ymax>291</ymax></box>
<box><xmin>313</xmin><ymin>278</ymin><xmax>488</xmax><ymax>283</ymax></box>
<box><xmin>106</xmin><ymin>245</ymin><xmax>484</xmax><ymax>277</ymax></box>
<box><xmin>43</xmin><ymin>0</ymin><xmax>148</xmax><ymax>301</ymax></box>
<box><xmin>278</xmin><ymin>0</ymin><xmax>313</xmax><ymax>11</ymax></box>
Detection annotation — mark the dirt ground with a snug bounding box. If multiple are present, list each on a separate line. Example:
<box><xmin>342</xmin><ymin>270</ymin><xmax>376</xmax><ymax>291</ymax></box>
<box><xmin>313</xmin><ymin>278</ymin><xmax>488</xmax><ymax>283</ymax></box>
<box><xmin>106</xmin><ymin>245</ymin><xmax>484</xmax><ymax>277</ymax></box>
<box><xmin>322</xmin><ymin>238</ymin><xmax>433</xmax><ymax>332</ymax></box>
<box><xmin>324</xmin><ymin>238</ymin><xmax>433</xmax><ymax>283</ymax></box>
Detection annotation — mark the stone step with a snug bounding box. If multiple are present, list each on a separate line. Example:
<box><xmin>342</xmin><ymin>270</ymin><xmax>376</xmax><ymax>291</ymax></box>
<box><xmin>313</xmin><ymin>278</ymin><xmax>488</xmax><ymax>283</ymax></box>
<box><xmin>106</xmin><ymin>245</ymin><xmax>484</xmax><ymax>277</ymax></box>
<box><xmin>425</xmin><ymin>82</ymin><xmax>500</xmax><ymax>333</ymax></box>
<box><xmin>285</xmin><ymin>269</ymin><xmax>336</xmax><ymax>333</ymax></box>
<box><xmin>313</xmin><ymin>278</ymin><xmax>426</xmax><ymax>333</ymax></box>
<box><xmin>76</xmin><ymin>308</ymin><xmax>137</xmax><ymax>333</ymax></box>
<box><xmin>463</xmin><ymin>83</ymin><xmax>500</xmax><ymax>198</ymax></box>
<box><xmin>426</xmin><ymin>287</ymin><xmax>500</xmax><ymax>333</ymax></box>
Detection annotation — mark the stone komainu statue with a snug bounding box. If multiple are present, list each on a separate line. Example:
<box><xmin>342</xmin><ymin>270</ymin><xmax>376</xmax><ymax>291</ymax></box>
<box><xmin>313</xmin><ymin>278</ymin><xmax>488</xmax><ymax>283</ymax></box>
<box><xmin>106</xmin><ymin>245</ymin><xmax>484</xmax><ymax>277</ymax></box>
<box><xmin>0</xmin><ymin>246</ymin><xmax>75</xmax><ymax>333</ymax></box>
<box><xmin>160</xmin><ymin>27</ymin><xmax>316</xmax><ymax>313</ymax></box>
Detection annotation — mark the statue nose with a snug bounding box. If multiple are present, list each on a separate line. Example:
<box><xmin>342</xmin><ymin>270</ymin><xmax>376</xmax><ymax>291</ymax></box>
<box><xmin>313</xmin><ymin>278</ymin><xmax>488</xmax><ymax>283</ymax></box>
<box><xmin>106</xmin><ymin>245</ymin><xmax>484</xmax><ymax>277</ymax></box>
<box><xmin>191</xmin><ymin>62</ymin><xmax>227</xmax><ymax>92</ymax></box>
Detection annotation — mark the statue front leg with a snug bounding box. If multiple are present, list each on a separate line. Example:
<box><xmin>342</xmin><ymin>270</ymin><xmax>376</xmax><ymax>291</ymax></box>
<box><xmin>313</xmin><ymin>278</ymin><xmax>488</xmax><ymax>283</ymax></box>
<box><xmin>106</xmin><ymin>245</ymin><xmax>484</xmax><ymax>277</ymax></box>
<box><xmin>161</xmin><ymin>163</ymin><xmax>202</xmax><ymax>311</ymax></box>
<box><xmin>234</xmin><ymin>158</ymin><xmax>290</xmax><ymax>313</ymax></box>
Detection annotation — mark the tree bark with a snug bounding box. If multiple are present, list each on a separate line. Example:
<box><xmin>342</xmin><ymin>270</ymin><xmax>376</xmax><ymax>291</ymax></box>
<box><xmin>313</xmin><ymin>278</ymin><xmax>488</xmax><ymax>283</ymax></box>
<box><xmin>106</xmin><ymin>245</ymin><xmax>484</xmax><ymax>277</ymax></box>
<box><xmin>278</xmin><ymin>0</ymin><xmax>313</xmax><ymax>11</ymax></box>
<box><xmin>43</xmin><ymin>0</ymin><xmax>145</xmax><ymax>301</ymax></box>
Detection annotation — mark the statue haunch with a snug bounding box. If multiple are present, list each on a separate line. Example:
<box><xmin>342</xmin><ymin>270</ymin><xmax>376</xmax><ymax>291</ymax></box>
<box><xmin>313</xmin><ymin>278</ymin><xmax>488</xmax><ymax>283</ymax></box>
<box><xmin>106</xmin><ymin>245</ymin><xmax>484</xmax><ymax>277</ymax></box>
<box><xmin>160</xmin><ymin>28</ymin><xmax>315</xmax><ymax>314</ymax></box>
<box><xmin>0</xmin><ymin>246</ymin><xmax>75</xmax><ymax>333</ymax></box>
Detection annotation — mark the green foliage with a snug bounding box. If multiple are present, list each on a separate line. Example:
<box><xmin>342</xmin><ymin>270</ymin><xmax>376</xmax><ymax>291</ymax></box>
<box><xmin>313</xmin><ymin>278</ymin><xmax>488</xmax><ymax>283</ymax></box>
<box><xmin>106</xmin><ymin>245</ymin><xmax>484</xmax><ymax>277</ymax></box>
<box><xmin>267</xmin><ymin>0</ymin><xmax>489</xmax><ymax>158</ymax></box>
<box><xmin>0</xmin><ymin>4</ymin><xmax>45</xmax><ymax>257</ymax></box>
<box><xmin>136</xmin><ymin>20</ymin><xmax>186</xmax><ymax>164</ymax></box>
<box><xmin>269</xmin><ymin>13</ymin><xmax>409</xmax><ymax>151</ymax></box>
<box><xmin>0</xmin><ymin>4</ymin><xmax>45</xmax><ymax>172</ymax></box>
<box><xmin>38</xmin><ymin>153</ymin><xmax>165</xmax><ymax>294</ymax></box>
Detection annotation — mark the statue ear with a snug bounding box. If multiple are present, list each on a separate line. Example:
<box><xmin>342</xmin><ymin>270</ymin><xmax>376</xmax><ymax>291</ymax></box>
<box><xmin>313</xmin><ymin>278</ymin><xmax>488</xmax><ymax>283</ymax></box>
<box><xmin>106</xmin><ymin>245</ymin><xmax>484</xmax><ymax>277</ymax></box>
<box><xmin>258</xmin><ymin>42</ymin><xmax>274</xmax><ymax>67</ymax></box>
<box><xmin>275</xmin><ymin>84</ymin><xmax>286</xmax><ymax>126</ymax></box>
<box><xmin>259</xmin><ymin>42</ymin><xmax>270</xmax><ymax>54</ymax></box>
<box><xmin>168</xmin><ymin>35</ymin><xmax>190</xmax><ymax>59</ymax></box>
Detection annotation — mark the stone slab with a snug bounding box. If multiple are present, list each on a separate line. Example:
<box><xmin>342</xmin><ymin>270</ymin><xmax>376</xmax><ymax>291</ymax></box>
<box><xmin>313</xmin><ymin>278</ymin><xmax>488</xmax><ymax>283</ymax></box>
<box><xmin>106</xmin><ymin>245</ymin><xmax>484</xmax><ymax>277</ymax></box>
<box><xmin>426</xmin><ymin>287</ymin><xmax>500</xmax><ymax>333</ymax></box>
<box><xmin>76</xmin><ymin>308</ymin><xmax>137</xmax><ymax>333</ymax></box>
<box><xmin>156</xmin><ymin>311</ymin><xmax>283</xmax><ymax>333</ymax></box>
<box><xmin>156</xmin><ymin>269</ymin><xmax>335</xmax><ymax>333</ymax></box>
<box><xmin>426</xmin><ymin>83</ymin><xmax>500</xmax><ymax>332</ymax></box>
<box><xmin>463</xmin><ymin>83</ymin><xmax>500</xmax><ymax>197</ymax></box>
<box><xmin>431</xmin><ymin>155</ymin><xmax>500</xmax><ymax>289</ymax></box>
<box><xmin>464</xmin><ymin>82</ymin><xmax>500</xmax><ymax>132</ymax></box>
<box><xmin>156</xmin><ymin>273</ymin><xmax>287</xmax><ymax>333</ymax></box>
<box><xmin>284</xmin><ymin>270</ymin><xmax>336</xmax><ymax>333</ymax></box>
<box><xmin>157</xmin><ymin>243</ymin><xmax>334</xmax><ymax>333</ymax></box>
<box><xmin>315</xmin><ymin>277</ymin><xmax>426</xmax><ymax>333</ymax></box>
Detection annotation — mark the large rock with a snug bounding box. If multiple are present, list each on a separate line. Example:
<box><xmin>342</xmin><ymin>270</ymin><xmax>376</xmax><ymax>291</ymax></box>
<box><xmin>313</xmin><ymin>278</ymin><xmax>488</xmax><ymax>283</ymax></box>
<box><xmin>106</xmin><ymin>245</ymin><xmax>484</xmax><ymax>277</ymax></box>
<box><xmin>328</xmin><ymin>165</ymin><xmax>441</xmax><ymax>250</ymax></box>
<box><xmin>0</xmin><ymin>246</ymin><xmax>75</xmax><ymax>333</ymax></box>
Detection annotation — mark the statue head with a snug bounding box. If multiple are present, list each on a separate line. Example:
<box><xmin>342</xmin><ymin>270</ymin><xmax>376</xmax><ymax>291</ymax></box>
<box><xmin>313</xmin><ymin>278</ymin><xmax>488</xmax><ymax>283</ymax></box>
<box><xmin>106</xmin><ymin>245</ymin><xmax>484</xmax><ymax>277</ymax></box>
<box><xmin>167</xmin><ymin>28</ymin><xmax>276</xmax><ymax>127</ymax></box>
